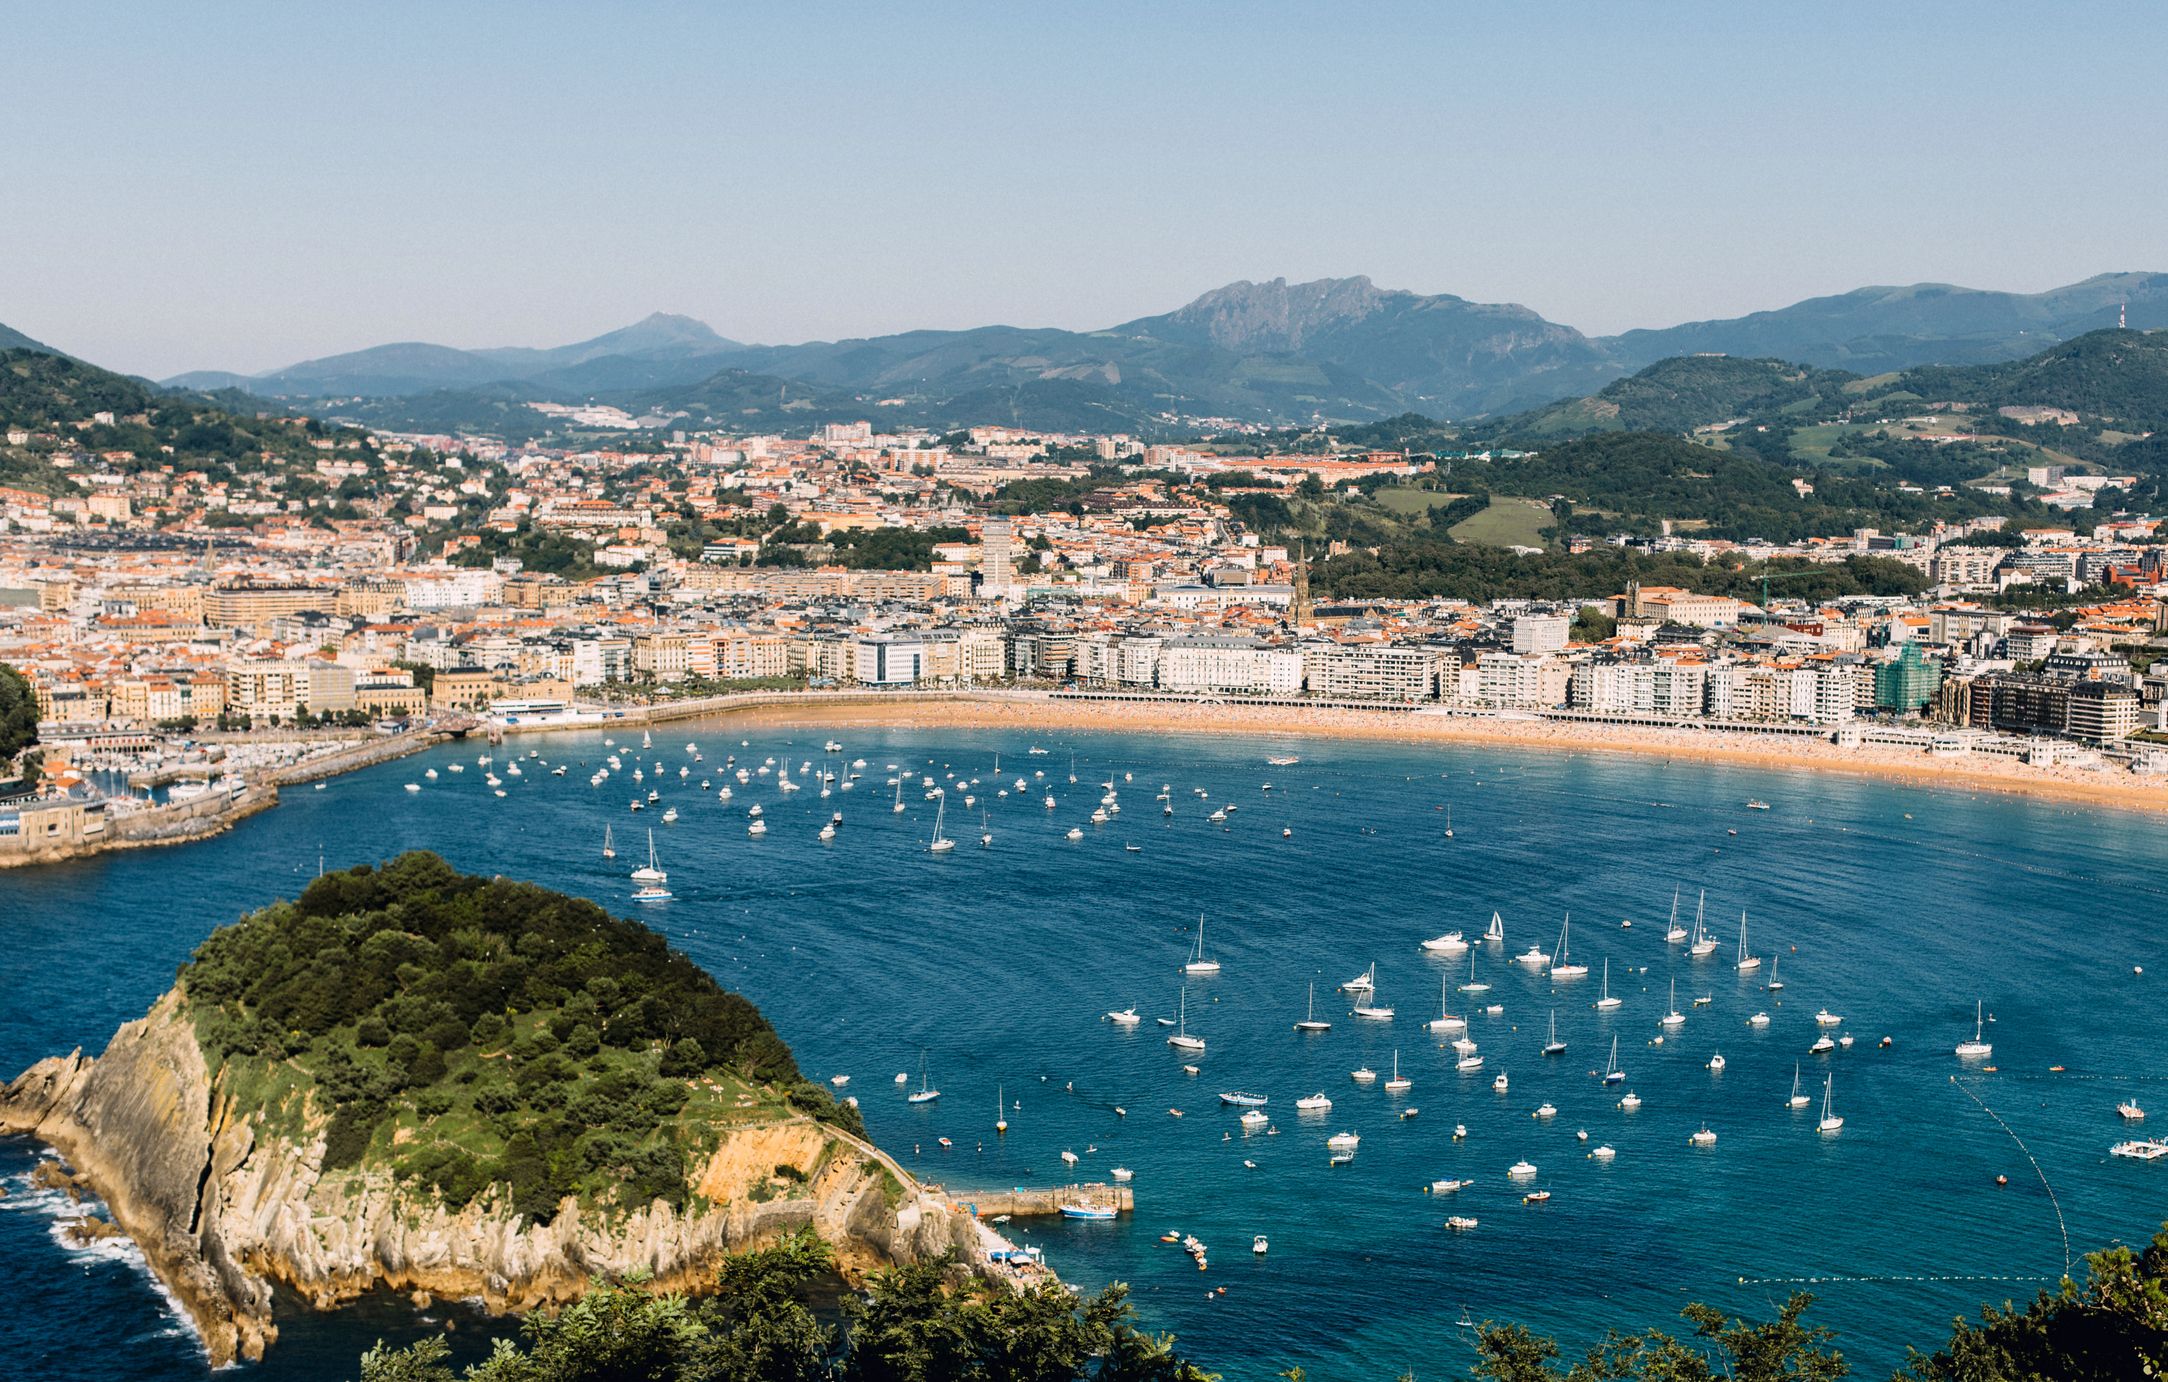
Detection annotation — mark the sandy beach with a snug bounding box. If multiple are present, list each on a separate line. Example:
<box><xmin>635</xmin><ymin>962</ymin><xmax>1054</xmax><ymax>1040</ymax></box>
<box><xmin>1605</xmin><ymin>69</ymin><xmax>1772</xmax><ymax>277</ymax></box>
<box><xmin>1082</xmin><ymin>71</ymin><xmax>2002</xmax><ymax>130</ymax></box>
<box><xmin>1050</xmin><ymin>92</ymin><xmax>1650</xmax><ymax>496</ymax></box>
<box><xmin>672</xmin><ymin>692</ymin><xmax>2168</xmax><ymax>819</ymax></box>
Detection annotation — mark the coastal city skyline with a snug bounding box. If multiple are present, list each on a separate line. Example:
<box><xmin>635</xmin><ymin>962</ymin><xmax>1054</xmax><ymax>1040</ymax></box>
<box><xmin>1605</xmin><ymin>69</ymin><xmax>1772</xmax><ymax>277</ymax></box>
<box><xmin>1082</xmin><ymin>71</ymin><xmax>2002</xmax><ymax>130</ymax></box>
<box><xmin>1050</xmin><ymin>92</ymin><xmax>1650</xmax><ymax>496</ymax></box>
<box><xmin>7</xmin><ymin>7</ymin><xmax>2168</xmax><ymax>1382</ymax></box>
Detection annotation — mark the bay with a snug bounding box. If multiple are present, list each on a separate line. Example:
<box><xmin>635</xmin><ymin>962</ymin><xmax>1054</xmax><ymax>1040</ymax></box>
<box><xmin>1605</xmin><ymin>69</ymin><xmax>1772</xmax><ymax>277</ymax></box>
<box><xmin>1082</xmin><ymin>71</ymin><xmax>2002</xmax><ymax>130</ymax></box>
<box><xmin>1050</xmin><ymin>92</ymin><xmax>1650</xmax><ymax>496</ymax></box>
<box><xmin>3</xmin><ymin>724</ymin><xmax>2164</xmax><ymax>1380</ymax></box>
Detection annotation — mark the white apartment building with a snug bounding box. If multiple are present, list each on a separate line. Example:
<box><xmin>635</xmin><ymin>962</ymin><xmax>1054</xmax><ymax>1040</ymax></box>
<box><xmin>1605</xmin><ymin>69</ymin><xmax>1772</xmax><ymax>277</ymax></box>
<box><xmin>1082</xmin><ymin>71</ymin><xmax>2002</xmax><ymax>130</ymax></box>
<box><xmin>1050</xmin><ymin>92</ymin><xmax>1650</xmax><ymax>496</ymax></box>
<box><xmin>1157</xmin><ymin>636</ymin><xmax>1303</xmax><ymax>696</ymax></box>
<box><xmin>1511</xmin><ymin>612</ymin><xmax>1571</xmax><ymax>655</ymax></box>
<box><xmin>1302</xmin><ymin>643</ymin><xmax>1438</xmax><ymax>701</ymax></box>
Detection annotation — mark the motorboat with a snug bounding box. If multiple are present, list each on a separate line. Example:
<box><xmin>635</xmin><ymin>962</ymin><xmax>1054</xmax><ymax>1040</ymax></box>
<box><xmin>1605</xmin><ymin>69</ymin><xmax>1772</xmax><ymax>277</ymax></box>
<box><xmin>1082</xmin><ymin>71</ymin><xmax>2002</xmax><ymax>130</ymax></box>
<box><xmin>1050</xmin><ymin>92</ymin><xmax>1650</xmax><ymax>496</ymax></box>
<box><xmin>1445</xmin><ymin>1216</ymin><xmax>1479</xmax><ymax>1232</ymax></box>
<box><xmin>1533</xmin><ymin>1102</ymin><xmax>1557</xmax><ymax>1120</ymax></box>
<box><xmin>1617</xmin><ymin>1091</ymin><xmax>1642</xmax><ymax>1110</ymax></box>
<box><xmin>1809</xmin><ymin>1034</ymin><xmax>1836</xmax><ymax>1055</ymax></box>
<box><xmin>1491</xmin><ymin>1072</ymin><xmax>1509</xmax><ymax>1093</ymax></box>
<box><xmin>1430</xmin><ymin>1177</ymin><xmax>1473</xmax><ymax>1194</ymax></box>
<box><xmin>1106</xmin><ymin>1007</ymin><xmax>1142</xmax><ymax>1026</ymax></box>
<box><xmin>1689</xmin><ymin>1126</ymin><xmax>1718</xmax><ymax>1147</ymax></box>
<box><xmin>1295</xmin><ymin>1093</ymin><xmax>1332</xmax><ymax>1113</ymax></box>
<box><xmin>1507</xmin><ymin>1160</ymin><xmax>1537</xmax><ymax>1179</ymax></box>
<box><xmin>1351</xmin><ymin>1066</ymin><xmax>1378</xmax><ymax>1085</ymax></box>
<box><xmin>1219</xmin><ymin>1091</ymin><xmax>1268</xmax><ymax>1108</ymax></box>
<box><xmin>1340</xmin><ymin>964</ymin><xmax>1377</xmax><ymax>994</ymax></box>
<box><xmin>1422</xmin><ymin>931</ymin><xmax>1468</xmax><ymax>954</ymax></box>
<box><xmin>1707</xmin><ymin>1051</ymin><xmax>1727</xmax><ymax>1072</ymax></box>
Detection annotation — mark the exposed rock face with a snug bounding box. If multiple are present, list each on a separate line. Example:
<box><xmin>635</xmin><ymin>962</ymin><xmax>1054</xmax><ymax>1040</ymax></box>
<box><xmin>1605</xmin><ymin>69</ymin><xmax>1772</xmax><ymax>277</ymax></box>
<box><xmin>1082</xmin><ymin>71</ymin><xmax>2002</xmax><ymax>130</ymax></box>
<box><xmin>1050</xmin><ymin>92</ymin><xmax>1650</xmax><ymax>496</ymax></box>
<box><xmin>0</xmin><ymin>991</ymin><xmax>980</xmax><ymax>1367</ymax></box>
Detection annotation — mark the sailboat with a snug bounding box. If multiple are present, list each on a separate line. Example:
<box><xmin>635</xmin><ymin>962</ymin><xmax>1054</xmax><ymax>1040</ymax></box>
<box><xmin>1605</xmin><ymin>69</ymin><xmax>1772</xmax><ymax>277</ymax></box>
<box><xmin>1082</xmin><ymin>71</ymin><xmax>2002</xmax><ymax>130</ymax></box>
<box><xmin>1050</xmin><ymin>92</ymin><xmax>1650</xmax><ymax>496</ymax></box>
<box><xmin>1788</xmin><ymin>1063</ymin><xmax>1812</xmax><ymax>1108</ymax></box>
<box><xmin>1688</xmin><ymin>891</ymin><xmax>1717</xmax><ymax>957</ymax></box>
<box><xmin>1459</xmin><ymin>950</ymin><xmax>1490</xmax><ymax>994</ymax></box>
<box><xmin>928</xmin><ymin>794</ymin><xmax>955</xmax><ymax>852</ymax></box>
<box><xmin>1734</xmin><ymin>912</ymin><xmax>1761</xmax><ymax>972</ymax></box>
<box><xmin>1542</xmin><ymin>1010</ymin><xmax>1567</xmax><ymax>1056</ymax></box>
<box><xmin>996</xmin><ymin>1085</ymin><xmax>1008</xmax><ymax>1134</ymax></box>
<box><xmin>1954</xmin><ymin>999</ymin><xmax>1993</xmax><ymax>1058</ymax></box>
<box><xmin>1352</xmin><ymin>973</ymin><xmax>1394</xmax><ymax>1021</ymax></box>
<box><xmin>1664</xmin><ymin>888</ymin><xmax>1687</xmax><ymax>944</ymax></box>
<box><xmin>1183</xmin><ymin>917</ymin><xmax>1221</xmax><ymax>975</ymax></box>
<box><xmin>1484</xmin><ymin>911</ymin><xmax>1505</xmax><ymax>944</ymax></box>
<box><xmin>907</xmin><ymin>1051</ymin><xmax>940</xmax><ymax>1103</ymax></box>
<box><xmin>1384</xmin><ymin>1051</ymin><xmax>1411</xmax><ymax>1094</ymax></box>
<box><xmin>1595</xmin><ymin>958</ymin><xmax>1622</xmax><ymax>1010</ymax></box>
<box><xmin>630</xmin><ymin>830</ymin><xmax>668</xmax><ymax>887</ymax></box>
<box><xmin>1167</xmin><ymin>987</ymin><xmax>1206</xmax><ymax>1052</ymax></box>
<box><xmin>1602</xmin><ymin>1034</ymin><xmax>1625</xmax><ymax>1084</ymax></box>
<box><xmin>1443</xmin><ymin>805</ymin><xmax>1454</xmax><ymax>839</ymax></box>
<box><xmin>1427</xmin><ymin>975</ymin><xmax>1466</xmax><ymax>1033</ymax></box>
<box><xmin>892</xmin><ymin>778</ymin><xmax>906</xmax><ymax>813</ymax></box>
<box><xmin>601</xmin><ymin>824</ymin><xmax>615</xmax><ymax>860</ymax></box>
<box><xmin>980</xmin><ymin>810</ymin><xmax>993</xmax><ymax>848</ymax></box>
<box><xmin>1294</xmin><ymin>982</ymin><xmax>1332</xmax><ymax>1032</ymax></box>
<box><xmin>1661</xmin><ymin>979</ymin><xmax>1686</xmax><ymax>1028</ymax></box>
<box><xmin>1549</xmin><ymin>915</ymin><xmax>1587</xmax><ymax>978</ymax></box>
<box><xmin>1767</xmin><ymin>954</ymin><xmax>1784</xmax><ymax>991</ymax></box>
<box><xmin>1817</xmin><ymin>1074</ymin><xmax>1843</xmax><ymax>1134</ymax></box>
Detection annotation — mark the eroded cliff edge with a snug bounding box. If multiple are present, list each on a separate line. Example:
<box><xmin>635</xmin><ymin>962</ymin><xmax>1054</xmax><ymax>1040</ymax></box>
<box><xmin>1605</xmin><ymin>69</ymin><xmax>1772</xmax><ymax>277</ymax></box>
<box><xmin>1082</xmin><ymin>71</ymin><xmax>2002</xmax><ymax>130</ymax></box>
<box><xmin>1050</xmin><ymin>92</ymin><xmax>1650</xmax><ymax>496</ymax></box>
<box><xmin>2</xmin><ymin>991</ymin><xmax>978</xmax><ymax>1366</ymax></box>
<box><xmin>2</xmin><ymin>851</ymin><xmax>989</xmax><ymax>1368</ymax></box>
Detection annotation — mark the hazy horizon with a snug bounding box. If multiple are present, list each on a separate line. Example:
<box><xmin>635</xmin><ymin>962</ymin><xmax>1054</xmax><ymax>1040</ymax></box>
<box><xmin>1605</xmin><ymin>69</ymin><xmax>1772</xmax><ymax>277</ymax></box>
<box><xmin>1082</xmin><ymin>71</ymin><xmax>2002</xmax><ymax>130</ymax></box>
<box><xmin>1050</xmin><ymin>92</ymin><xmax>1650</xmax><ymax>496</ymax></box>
<box><xmin>8</xmin><ymin>2</ymin><xmax>2166</xmax><ymax>378</ymax></box>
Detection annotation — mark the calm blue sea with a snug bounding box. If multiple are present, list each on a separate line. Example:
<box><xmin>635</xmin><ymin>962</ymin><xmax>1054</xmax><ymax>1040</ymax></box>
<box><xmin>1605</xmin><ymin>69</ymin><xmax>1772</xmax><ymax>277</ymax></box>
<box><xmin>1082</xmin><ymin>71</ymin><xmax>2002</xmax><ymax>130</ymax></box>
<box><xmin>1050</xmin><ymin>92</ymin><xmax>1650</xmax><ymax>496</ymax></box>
<box><xmin>5</xmin><ymin>725</ymin><xmax>2166</xmax><ymax>1381</ymax></box>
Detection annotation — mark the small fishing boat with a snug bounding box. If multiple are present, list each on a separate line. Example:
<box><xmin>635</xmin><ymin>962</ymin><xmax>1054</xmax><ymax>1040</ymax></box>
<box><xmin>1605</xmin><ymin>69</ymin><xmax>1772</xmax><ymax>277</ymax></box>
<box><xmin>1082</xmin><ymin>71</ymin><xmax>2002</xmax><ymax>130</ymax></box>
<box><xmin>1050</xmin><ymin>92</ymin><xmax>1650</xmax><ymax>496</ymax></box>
<box><xmin>1445</xmin><ymin>1216</ymin><xmax>1479</xmax><ymax>1232</ymax></box>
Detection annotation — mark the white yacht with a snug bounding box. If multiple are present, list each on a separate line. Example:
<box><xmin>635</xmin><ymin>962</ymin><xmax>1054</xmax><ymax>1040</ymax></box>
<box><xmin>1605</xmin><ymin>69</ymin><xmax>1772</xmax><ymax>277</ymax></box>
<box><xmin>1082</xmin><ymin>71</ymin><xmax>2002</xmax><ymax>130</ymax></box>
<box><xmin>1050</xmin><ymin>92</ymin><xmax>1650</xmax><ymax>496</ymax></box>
<box><xmin>1422</xmin><ymin>930</ymin><xmax>1468</xmax><ymax>954</ymax></box>
<box><xmin>1106</xmin><ymin>1006</ymin><xmax>1142</xmax><ymax>1026</ymax></box>
<box><xmin>1815</xmin><ymin>1009</ymin><xmax>1844</xmax><ymax>1027</ymax></box>
<box><xmin>1594</xmin><ymin>958</ymin><xmax>1623</xmax><ymax>1010</ymax></box>
<box><xmin>1618</xmin><ymin>1091</ymin><xmax>1642</xmax><ymax>1110</ymax></box>
<box><xmin>1809</xmin><ymin>1034</ymin><xmax>1836</xmax><ymax>1055</ymax></box>
<box><xmin>1459</xmin><ymin>950</ymin><xmax>1490</xmax><ymax>994</ymax></box>
<box><xmin>1954</xmin><ymin>999</ymin><xmax>1993</xmax><ymax>1059</ymax></box>
<box><xmin>1167</xmin><ymin>988</ymin><xmax>1206</xmax><ymax>1053</ymax></box>
<box><xmin>1340</xmin><ymin>964</ymin><xmax>1376</xmax><ymax>994</ymax></box>
<box><xmin>1507</xmin><ymin>1159</ymin><xmax>1537</xmax><ymax>1179</ymax></box>
<box><xmin>907</xmin><ymin>1052</ymin><xmax>940</xmax><ymax>1104</ymax></box>
<box><xmin>1295</xmin><ymin>1093</ymin><xmax>1332</xmax><ymax>1113</ymax></box>
<box><xmin>1182</xmin><ymin>916</ymin><xmax>1221</xmax><ymax>975</ymax></box>
<box><xmin>1294</xmin><ymin>982</ymin><xmax>1332</xmax><ymax>1033</ymax></box>
<box><xmin>1548</xmin><ymin>916</ymin><xmax>1587</xmax><ymax>979</ymax></box>
<box><xmin>1688</xmin><ymin>891</ymin><xmax>1717</xmax><ymax>957</ymax></box>
<box><xmin>1817</xmin><ymin>1075</ymin><xmax>1844</xmax><ymax>1134</ymax></box>
<box><xmin>1664</xmin><ymin>887</ymin><xmax>1688</xmax><ymax>944</ymax></box>
<box><xmin>1350</xmin><ymin>1066</ymin><xmax>1378</xmax><ymax>1085</ymax></box>
<box><xmin>1352</xmin><ymin>977</ymin><xmax>1394</xmax><ymax>1021</ymax></box>
<box><xmin>1734</xmin><ymin>912</ymin><xmax>1762</xmax><ymax>972</ymax></box>
<box><xmin>629</xmin><ymin>830</ymin><xmax>668</xmax><ymax>886</ymax></box>
<box><xmin>1384</xmin><ymin>1052</ymin><xmax>1412</xmax><ymax>1094</ymax></box>
<box><xmin>1427</xmin><ymin>976</ymin><xmax>1466</xmax><ymax>1034</ymax></box>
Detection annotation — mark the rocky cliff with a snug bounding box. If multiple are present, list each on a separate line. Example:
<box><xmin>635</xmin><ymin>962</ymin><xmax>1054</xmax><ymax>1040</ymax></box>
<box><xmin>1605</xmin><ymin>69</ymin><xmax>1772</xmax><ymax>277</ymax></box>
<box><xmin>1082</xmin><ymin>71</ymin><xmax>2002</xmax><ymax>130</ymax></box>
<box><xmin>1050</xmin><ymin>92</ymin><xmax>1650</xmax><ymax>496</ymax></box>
<box><xmin>0</xmin><ymin>990</ymin><xmax>980</xmax><ymax>1367</ymax></box>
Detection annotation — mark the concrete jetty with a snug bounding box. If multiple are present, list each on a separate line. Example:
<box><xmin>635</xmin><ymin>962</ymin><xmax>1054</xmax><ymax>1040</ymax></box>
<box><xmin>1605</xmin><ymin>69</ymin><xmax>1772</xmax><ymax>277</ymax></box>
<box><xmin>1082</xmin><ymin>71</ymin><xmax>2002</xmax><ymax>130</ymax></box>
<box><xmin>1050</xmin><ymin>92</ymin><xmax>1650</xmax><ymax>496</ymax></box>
<box><xmin>947</xmin><ymin>1182</ymin><xmax>1133</xmax><ymax>1218</ymax></box>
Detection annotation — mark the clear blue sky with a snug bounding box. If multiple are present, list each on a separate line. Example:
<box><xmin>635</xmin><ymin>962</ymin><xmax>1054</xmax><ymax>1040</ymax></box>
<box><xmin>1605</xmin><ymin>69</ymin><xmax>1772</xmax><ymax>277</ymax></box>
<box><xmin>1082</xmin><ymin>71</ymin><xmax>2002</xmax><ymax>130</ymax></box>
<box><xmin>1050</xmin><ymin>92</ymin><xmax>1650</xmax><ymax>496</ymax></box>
<box><xmin>7</xmin><ymin>2</ymin><xmax>2164</xmax><ymax>378</ymax></box>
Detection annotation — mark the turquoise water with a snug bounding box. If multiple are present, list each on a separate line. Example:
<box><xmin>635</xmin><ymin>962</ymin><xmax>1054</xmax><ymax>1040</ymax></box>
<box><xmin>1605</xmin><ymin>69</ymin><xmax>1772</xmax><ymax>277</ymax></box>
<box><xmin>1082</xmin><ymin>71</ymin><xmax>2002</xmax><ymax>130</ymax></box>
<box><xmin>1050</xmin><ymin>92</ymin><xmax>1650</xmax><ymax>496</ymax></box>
<box><xmin>5</xmin><ymin>725</ymin><xmax>2168</xmax><ymax>1380</ymax></box>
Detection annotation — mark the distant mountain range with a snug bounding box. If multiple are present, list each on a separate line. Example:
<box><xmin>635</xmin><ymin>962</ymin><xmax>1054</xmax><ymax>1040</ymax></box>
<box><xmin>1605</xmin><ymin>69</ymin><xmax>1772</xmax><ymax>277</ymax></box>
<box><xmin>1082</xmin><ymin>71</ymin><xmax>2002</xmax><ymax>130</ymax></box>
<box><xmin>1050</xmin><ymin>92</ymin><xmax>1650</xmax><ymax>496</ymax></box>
<box><xmin>6</xmin><ymin>272</ymin><xmax>2165</xmax><ymax>434</ymax></box>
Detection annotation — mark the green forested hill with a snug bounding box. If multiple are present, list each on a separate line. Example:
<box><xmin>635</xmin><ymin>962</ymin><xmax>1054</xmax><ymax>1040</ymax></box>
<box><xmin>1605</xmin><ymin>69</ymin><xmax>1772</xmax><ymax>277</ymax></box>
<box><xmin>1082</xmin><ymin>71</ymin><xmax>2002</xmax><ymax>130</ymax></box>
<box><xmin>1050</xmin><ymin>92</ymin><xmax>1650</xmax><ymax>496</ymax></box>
<box><xmin>0</xmin><ymin>348</ymin><xmax>366</xmax><ymax>490</ymax></box>
<box><xmin>1508</xmin><ymin>356</ymin><xmax>1861</xmax><ymax>437</ymax></box>
<box><xmin>1900</xmin><ymin>329</ymin><xmax>2168</xmax><ymax>430</ymax></box>
<box><xmin>183</xmin><ymin>851</ymin><xmax>853</xmax><ymax>1223</ymax></box>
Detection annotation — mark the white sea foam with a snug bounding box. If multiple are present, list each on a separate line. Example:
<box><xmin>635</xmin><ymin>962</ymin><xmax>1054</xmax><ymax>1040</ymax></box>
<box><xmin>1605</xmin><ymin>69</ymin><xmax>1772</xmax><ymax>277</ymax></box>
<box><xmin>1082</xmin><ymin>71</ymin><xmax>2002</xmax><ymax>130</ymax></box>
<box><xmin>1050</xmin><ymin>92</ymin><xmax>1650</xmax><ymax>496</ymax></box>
<box><xmin>1</xmin><ymin>1153</ymin><xmax>207</xmax><ymax>1359</ymax></box>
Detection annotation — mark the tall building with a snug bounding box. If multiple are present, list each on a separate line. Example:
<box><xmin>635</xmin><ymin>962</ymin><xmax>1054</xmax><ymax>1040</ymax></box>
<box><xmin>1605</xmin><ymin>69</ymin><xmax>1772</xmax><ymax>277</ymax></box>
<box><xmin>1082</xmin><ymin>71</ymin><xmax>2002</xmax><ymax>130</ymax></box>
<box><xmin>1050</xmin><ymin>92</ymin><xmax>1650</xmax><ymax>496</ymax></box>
<box><xmin>1291</xmin><ymin>542</ymin><xmax>1313</xmax><ymax>629</ymax></box>
<box><xmin>980</xmin><ymin>519</ymin><xmax>1015</xmax><ymax>599</ymax></box>
<box><xmin>1873</xmin><ymin>641</ymin><xmax>1944</xmax><ymax>714</ymax></box>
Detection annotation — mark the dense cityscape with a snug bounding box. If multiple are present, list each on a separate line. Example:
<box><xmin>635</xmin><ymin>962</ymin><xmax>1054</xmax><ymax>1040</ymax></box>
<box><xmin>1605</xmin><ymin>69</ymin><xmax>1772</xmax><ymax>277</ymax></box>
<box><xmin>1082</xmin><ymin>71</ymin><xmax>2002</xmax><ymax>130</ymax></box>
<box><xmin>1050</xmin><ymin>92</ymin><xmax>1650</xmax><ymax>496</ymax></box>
<box><xmin>9</xmin><ymin>7</ymin><xmax>2168</xmax><ymax>1382</ymax></box>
